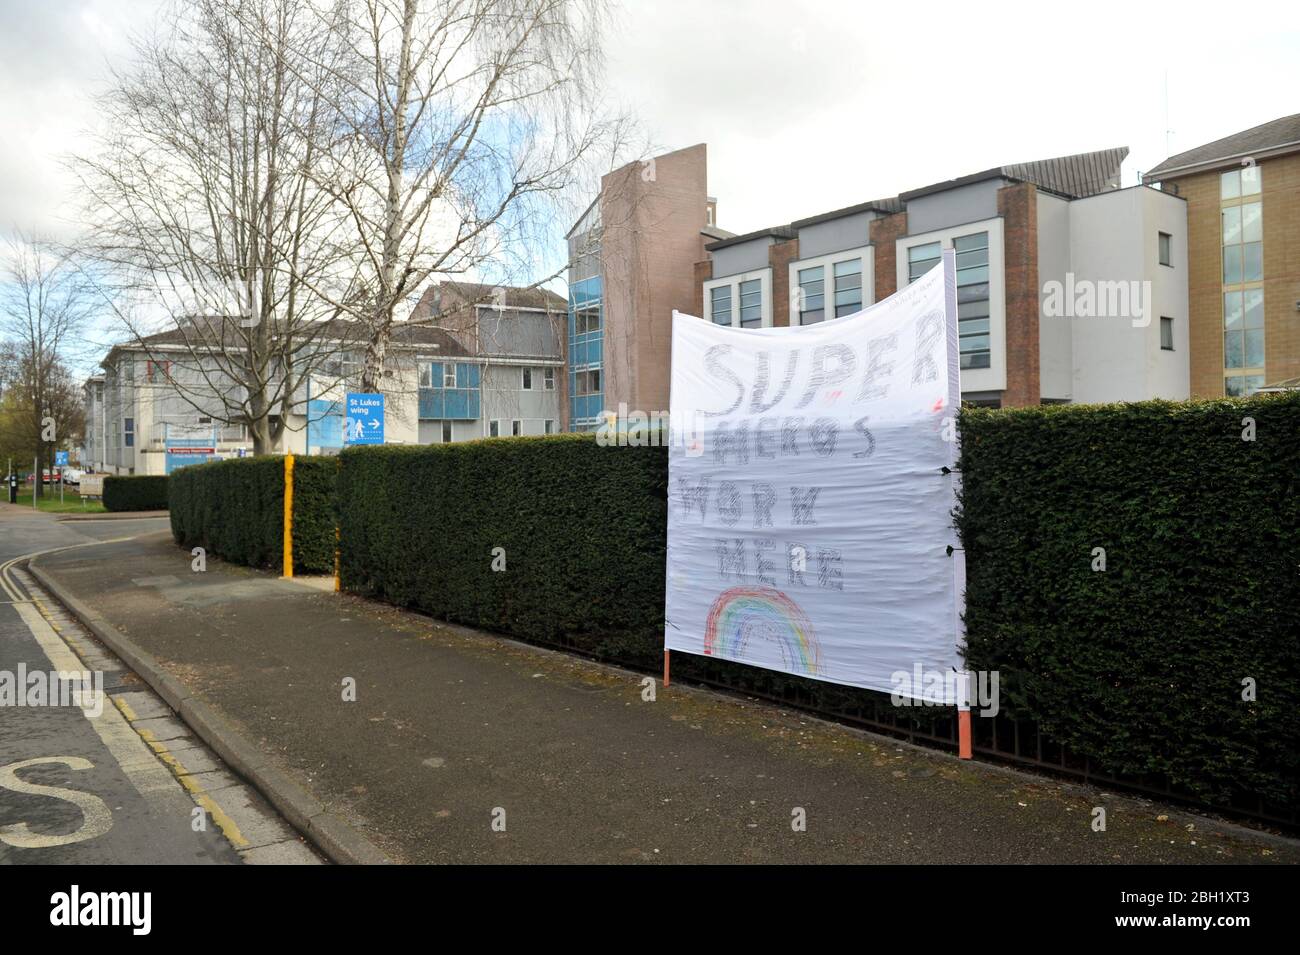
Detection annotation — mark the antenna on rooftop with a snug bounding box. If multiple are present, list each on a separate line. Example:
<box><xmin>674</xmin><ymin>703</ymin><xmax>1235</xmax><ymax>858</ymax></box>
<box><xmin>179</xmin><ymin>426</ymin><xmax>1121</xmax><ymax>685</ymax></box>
<box><xmin>1163</xmin><ymin>70</ymin><xmax>1173</xmax><ymax>155</ymax></box>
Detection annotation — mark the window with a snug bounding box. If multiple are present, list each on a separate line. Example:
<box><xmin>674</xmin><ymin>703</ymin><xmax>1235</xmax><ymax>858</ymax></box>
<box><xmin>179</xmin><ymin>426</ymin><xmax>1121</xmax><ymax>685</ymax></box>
<box><xmin>326</xmin><ymin>351</ymin><xmax>360</xmax><ymax>383</ymax></box>
<box><xmin>123</xmin><ymin>360</ymin><xmax>135</xmax><ymax>383</ymax></box>
<box><xmin>1225</xmin><ymin>374</ymin><xmax>1265</xmax><ymax>396</ymax></box>
<box><xmin>544</xmin><ymin>420</ymin><xmax>555</xmax><ymax>434</ymax></box>
<box><xmin>954</xmin><ymin>232</ymin><xmax>991</xmax><ymax>370</ymax></box>
<box><xmin>710</xmin><ymin>285</ymin><xmax>732</xmax><ymax>326</ymax></box>
<box><xmin>1223</xmin><ymin>289</ymin><xmax>1265</xmax><ymax>370</ymax></box>
<box><xmin>797</xmin><ymin>266</ymin><xmax>824</xmax><ymax>325</ymax></box>
<box><xmin>738</xmin><ymin>278</ymin><xmax>762</xmax><ymax>328</ymax></box>
<box><xmin>441</xmin><ymin>421</ymin><xmax>452</xmax><ymax>443</ymax></box>
<box><xmin>908</xmin><ymin>242</ymin><xmax>942</xmax><ymax>283</ymax></box>
<box><xmin>575</xmin><ymin>369</ymin><xmax>601</xmax><ymax>396</ymax></box>
<box><xmin>833</xmin><ymin>258</ymin><xmax>863</xmax><ymax>317</ymax></box>
<box><xmin>489</xmin><ymin>420</ymin><xmax>501</xmax><ymax>437</ymax></box>
<box><xmin>574</xmin><ymin>303</ymin><xmax>600</xmax><ymax>335</ymax></box>
<box><xmin>789</xmin><ymin>248</ymin><xmax>872</xmax><ymax>326</ymax></box>
<box><xmin>124</xmin><ymin>418</ymin><xmax>135</xmax><ymax>448</ymax></box>
<box><xmin>705</xmin><ymin>270</ymin><xmax>771</xmax><ymax>328</ymax></box>
<box><xmin>1158</xmin><ymin>232</ymin><xmax>1172</xmax><ymax>267</ymax></box>
<box><xmin>1160</xmin><ymin>316</ymin><xmax>1174</xmax><ymax>351</ymax></box>
<box><xmin>1221</xmin><ymin>202</ymin><xmax>1262</xmax><ymax>284</ymax></box>
<box><xmin>544</xmin><ymin>368</ymin><xmax>555</xmax><ymax>391</ymax></box>
<box><xmin>419</xmin><ymin>364</ymin><xmax>433</xmax><ymax>388</ymax></box>
<box><xmin>443</xmin><ymin>365</ymin><xmax>457</xmax><ymax>388</ymax></box>
<box><xmin>1220</xmin><ymin>166</ymin><xmax>1261</xmax><ymax>200</ymax></box>
<box><xmin>511</xmin><ymin>420</ymin><xmax>522</xmax><ymax>436</ymax></box>
<box><xmin>522</xmin><ymin>368</ymin><xmax>533</xmax><ymax>390</ymax></box>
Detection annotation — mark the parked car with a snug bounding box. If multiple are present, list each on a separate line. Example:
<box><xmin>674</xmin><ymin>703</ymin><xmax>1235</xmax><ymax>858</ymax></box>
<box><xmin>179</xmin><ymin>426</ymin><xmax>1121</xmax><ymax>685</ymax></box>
<box><xmin>62</xmin><ymin>468</ymin><xmax>84</xmax><ymax>486</ymax></box>
<box><xmin>24</xmin><ymin>468</ymin><xmax>62</xmax><ymax>485</ymax></box>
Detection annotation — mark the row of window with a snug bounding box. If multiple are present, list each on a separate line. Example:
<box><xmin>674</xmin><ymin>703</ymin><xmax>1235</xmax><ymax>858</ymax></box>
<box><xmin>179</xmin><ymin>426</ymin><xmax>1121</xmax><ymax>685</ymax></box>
<box><xmin>704</xmin><ymin>223</ymin><xmax>1189</xmax><ymax>381</ymax></box>
<box><xmin>709</xmin><ymin>252</ymin><xmax>870</xmax><ymax>329</ymax></box>
<box><xmin>424</xmin><ymin>419</ymin><xmax>559</xmax><ymax>442</ymax></box>
<box><xmin>486</xmin><ymin>419</ymin><xmax>556</xmax><ymax>437</ymax></box>
<box><xmin>419</xmin><ymin>364</ymin><xmax>555</xmax><ymax>391</ymax></box>
<box><xmin>1220</xmin><ymin>166</ymin><xmax>1265</xmax><ymax>396</ymax></box>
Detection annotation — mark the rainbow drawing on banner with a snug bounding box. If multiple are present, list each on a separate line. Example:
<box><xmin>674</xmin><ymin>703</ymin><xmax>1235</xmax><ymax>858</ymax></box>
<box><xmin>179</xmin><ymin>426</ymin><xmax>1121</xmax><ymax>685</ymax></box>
<box><xmin>703</xmin><ymin>586</ymin><xmax>821</xmax><ymax>675</ymax></box>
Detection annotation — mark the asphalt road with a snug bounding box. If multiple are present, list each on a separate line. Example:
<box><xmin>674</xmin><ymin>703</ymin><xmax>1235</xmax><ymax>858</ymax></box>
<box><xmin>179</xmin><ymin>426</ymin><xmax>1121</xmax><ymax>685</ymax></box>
<box><xmin>0</xmin><ymin>507</ymin><xmax>316</xmax><ymax>864</ymax></box>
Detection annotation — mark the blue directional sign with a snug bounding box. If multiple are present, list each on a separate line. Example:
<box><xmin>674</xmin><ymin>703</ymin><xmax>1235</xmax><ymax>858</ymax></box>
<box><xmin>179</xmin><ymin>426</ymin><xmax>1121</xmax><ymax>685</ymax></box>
<box><xmin>345</xmin><ymin>393</ymin><xmax>385</xmax><ymax>445</ymax></box>
<box><xmin>54</xmin><ymin>451</ymin><xmax>69</xmax><ymax>466</ymax></box>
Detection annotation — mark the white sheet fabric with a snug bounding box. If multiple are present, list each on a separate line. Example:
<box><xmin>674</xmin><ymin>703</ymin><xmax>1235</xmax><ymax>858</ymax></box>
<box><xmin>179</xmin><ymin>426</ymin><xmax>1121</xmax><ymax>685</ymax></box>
<box><xmin>664</xmin><ymin>251</ymin><xmax>963</xmax><ymax>702</ymax></box>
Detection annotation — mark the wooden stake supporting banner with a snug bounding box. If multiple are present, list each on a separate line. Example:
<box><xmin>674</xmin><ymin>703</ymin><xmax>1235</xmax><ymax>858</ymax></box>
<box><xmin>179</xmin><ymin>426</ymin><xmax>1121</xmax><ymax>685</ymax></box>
<box><xmin>957</xmin><ymin>670</ymin><xmax>972</xmax><ymax>759</ymax></box>
<box><xmin>663</xmin><ymin>649</ymin><xmax>671</xmax><ymax>687</ymax></box>
<box><xmin>282</xmin><ymin>454</ymin><xmax>294</xmax><ymax>578</ymax></box>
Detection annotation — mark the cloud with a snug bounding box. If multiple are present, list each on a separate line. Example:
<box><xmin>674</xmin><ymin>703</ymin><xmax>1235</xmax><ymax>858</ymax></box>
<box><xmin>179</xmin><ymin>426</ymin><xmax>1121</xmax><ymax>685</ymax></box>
<box><xmin>2</xmin><ymin>0</ymin><xmax>1298</xmax><ymax>245</ymax></box>
<box><xmin>604</xmin><ymin>0</ymin><xmax>1300</xmax><ymax>234</ymax></box>
<box><xmin>0</xmin><ymin>0</ymin><xmax>163</xmax><ymax>240</ymax></box>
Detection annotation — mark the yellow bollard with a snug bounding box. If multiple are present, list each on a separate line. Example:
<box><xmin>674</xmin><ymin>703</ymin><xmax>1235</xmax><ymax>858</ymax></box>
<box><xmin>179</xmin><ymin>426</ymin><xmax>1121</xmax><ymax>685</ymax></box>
<box><xmin>333</xmin><ymin>456</ymin><xmax>341</xmax><ymax>593</ymax></box>
<box><xmin>282</xmin><ymin>454</ymin><xmax>294</xmax><ymax>578</ymax></box>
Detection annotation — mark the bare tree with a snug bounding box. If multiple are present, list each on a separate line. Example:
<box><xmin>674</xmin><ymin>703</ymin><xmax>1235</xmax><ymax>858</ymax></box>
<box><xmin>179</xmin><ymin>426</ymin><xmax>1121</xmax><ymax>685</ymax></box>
<box><xmin>74</xmin><ymin>0</ymin><xmax>365</xmax><ymax>454</ymax></box>
<box><xmin>0</xmin><ymin>234</ymin><xmax>94</xmax><ymax>495</ymax></box>
<box><xmin>308</xmin><ymin>0</ymin><xmax>632</xmax><ymax>391</ymax></box>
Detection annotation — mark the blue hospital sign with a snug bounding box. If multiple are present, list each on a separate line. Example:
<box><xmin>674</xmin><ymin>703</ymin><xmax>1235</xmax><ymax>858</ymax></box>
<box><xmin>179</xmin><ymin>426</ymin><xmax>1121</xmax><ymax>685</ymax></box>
<box><xmin>345</xmin><ymin>393</ymin><xmax>385</xmax><ymax>445</ymax></box>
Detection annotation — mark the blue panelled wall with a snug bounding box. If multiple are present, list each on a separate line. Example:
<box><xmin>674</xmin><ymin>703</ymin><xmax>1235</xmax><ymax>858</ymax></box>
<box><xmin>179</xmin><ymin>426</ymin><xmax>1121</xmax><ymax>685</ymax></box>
<box><xmin>307</xmin><ymin>398</ymin><xmax>343</xmax><ymax>452</ymax></box>
<box><xmin>419</xmin><ymin>361</ymin><xmax>482</xmax><ymax>420</ymax></box>
<box><xmin>568</xmin><ymin>275</ymin><xmax>604</xmax><ymax>429</ymax></box>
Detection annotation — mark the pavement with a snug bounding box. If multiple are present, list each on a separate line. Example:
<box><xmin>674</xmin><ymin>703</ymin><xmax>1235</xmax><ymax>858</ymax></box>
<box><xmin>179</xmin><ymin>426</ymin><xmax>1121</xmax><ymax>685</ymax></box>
<box><xmin>0</xmin><ymin>504</ymin><xmax>321</xmax><ymax>864</ymax></box>
<box><xmin>13</xmin><ymin>507</ymin><xmax>1299</xmax><ymax>865</ymax></box>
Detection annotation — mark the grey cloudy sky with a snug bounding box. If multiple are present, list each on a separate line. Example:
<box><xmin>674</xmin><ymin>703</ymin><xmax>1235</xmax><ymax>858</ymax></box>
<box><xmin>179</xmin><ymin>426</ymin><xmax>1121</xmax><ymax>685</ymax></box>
<box><xmin>2</xmin><ymin>0</ymin><xmax>1298</xmax><ymax>240</ymax></box>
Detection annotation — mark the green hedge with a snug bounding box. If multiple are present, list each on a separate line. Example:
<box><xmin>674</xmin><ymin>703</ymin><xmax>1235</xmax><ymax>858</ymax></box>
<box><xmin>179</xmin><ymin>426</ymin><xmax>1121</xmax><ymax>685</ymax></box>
<box><xmin>169</xmin><ymin>456</ymin><xmax>336</xmax><ymax>573</ymax></box>
<box><xmin>957</xmin><ymin>393</ymin><xmax>1300</xmax><ymax>808</ymax></box>
<box><xmin>103</xmin><ymin>475</ymin><xmax>169</xmax><ymax>511</ymax></box>
<box><xmin>339</xmin><ymin>435</ymin><xmax>668</xmax><ymax>664</ymax></box>
<box><xmin>175</xmin><ymin>394</ymin><xmax>1300</xmax><ymax>813</ymax></box>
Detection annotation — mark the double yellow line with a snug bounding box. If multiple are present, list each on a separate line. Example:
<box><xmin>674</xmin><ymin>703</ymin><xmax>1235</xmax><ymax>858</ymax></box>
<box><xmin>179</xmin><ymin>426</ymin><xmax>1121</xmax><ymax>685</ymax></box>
<box><xmin>1</xmin><ymin>535</ymin><xmax>249</xmax><ymax>850</ymax></box>
<box><xmin>0</xmin><ymin>538</ymin><xmax>134</xmax><ymax>603</ymax></box>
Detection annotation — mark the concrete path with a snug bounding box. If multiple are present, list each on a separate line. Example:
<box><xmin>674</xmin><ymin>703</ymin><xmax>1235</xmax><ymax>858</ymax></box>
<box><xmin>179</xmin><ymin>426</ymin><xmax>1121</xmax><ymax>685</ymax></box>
<box><xmin>28</xmin><ymin>527</ymin><xmax>1300</xmax><ymax>864</ymax></box>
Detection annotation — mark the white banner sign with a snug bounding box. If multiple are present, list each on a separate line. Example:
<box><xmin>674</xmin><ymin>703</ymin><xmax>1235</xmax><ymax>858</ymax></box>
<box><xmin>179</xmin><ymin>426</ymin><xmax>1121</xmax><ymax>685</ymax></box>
<box><xmin>664</xmin><ymin>251</ymin><xmax>963</xmax><ymax>702</ymax></box>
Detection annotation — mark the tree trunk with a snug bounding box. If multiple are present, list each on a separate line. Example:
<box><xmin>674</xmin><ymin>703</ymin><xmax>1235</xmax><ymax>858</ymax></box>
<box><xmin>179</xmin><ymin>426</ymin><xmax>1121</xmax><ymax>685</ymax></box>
<box><xmin>249</xmin><ymin>378</ymin><xmax>273</xmax><ymax>455</ymax></box>
<box><xmin>360</xmin><ymin>306</ymin><xmax>389</xmax><ymax>393</ymax></box>
<box><xmin>251</xmin><ymin>416</ymin><xmax>273</xmax><ymax>456</ymax></box>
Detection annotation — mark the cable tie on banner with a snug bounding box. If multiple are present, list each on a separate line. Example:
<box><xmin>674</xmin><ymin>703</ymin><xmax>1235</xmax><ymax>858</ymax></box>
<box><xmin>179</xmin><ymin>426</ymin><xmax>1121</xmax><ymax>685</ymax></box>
<box><xmin>946</xmin><ymin>545</ymin><xmax>966</xmax><ymax>556</ymax></box>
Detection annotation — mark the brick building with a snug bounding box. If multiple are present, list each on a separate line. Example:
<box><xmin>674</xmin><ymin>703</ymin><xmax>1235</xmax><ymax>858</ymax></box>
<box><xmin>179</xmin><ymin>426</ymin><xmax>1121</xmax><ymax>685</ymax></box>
<box><xmin>565</xmin><ymin>143</ymin><xmax>724</xmax><ymax>428</ymax></box>
<box><xmin>1143</xmin><ymin>113</ymin><xmax>1300</xmax><ymax>397</ymax></box>
<box><xmin>696</xmin><ymin>148</ymin><xmax>1189</xmax><ymax>407</ymax></box>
